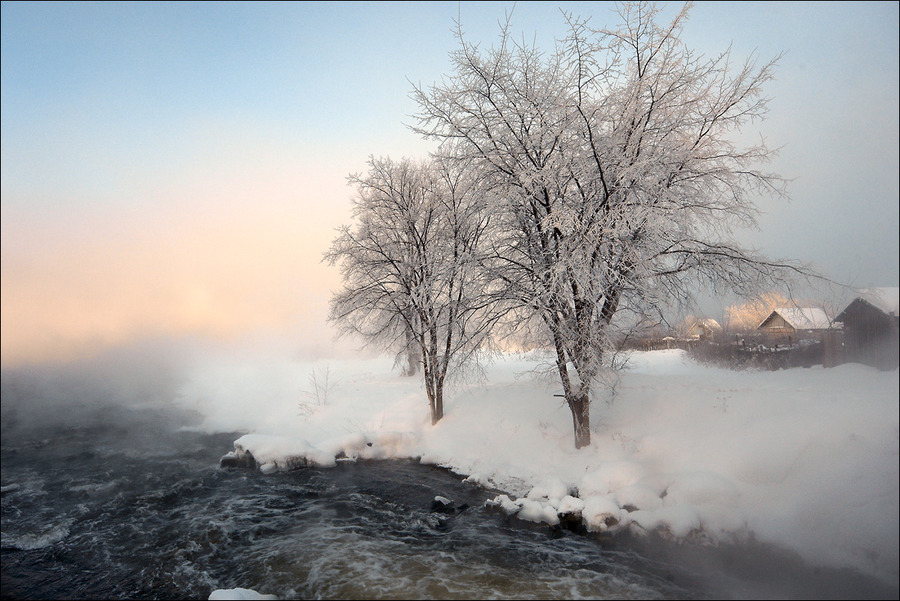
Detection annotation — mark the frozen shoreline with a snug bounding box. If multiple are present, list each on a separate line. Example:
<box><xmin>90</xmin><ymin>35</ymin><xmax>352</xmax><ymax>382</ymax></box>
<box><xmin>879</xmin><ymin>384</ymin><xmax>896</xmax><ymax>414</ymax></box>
<box><xmin>179</xmin><ymin>349</ymin><xmax>899</xmax><ymax>590</ymax></box>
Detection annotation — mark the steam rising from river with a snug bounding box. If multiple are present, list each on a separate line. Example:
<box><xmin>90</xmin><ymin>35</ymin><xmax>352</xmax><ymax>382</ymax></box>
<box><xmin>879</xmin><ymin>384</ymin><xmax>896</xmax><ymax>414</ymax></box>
<box><xmin>2</xmin><ymin>335</ymin><xmax>897</xmax><ymax>598</ymax></box>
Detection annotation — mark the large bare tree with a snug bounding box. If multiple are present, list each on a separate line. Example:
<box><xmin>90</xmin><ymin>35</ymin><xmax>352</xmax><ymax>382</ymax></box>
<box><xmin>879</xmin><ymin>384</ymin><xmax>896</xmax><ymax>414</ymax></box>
<box><xmin>325</xmin><ymin>156</ymin><xmax>497</xmax><ymax>424</ymax></box>
<box><xmin>413</xmin><ymin>2</ymin><xmax>807</xmax><ymax>447</ymax></box>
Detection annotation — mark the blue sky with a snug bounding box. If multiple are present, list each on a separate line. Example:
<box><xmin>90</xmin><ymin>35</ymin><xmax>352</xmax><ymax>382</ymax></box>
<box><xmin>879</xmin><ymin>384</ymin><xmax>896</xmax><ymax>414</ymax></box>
<box><xmin>2</xmin><ymin>1</ymin><xmax>898</xmax><ymax>364</ymax></box>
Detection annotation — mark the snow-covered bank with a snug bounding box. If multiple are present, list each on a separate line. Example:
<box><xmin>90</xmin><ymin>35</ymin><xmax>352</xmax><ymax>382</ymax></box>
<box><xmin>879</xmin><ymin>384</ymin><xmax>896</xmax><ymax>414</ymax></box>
<box><xmin>177</xmin><ymin>349</ymin><xmax>899</xmax><ymax>589</ymax></box>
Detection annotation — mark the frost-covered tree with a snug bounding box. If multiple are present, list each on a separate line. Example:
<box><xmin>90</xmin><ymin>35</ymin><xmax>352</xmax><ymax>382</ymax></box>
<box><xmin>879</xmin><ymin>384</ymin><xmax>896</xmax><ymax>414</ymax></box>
<box><xmin>325</xmin><ymin>156</ymin><xmax>497</xmax><ymax>424</ymax></box>
<box><xmin>413</xmin><ymin>2</ymin><xmax>808</xmax><ymax>448</ymax></box>
<box><xmin>725</xmin><ymin>291</ymin><xmax>791</xmax><ymax>332</ymax></box>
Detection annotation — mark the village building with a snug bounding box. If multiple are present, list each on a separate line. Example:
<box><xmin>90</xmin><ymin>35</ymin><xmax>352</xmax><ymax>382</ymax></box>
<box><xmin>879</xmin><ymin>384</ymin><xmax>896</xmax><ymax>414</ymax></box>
<box><xmin>756</xmin><ymin>307</ymin><xmax>834</xmax><ymax>342</ymax></box>
<box><xmin>685</xmin><ymin>318</ymin><xmax>722</xmax><ymax>341</ymax></box>
<box><xmin>834</xmin><ymin>287</ymin><xmax>899</xmax><ymax>371</ymax></box>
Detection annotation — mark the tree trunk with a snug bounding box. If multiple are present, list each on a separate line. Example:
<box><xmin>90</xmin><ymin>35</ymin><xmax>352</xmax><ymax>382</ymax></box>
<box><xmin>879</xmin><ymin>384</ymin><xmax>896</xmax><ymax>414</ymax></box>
<box><xmin>432</xmin><ymin>385</ymin><xmax>443</xmax><ymax>425</ymax></box>
<box><xmin>550</xmin><ymin>328</ymin><xmax>591</xmax><ymax>449</ymax></box>
<box><xmin>568</xmin><ymin>393</ymin><xmax>591</xmax><ymax>449</ymax></box>
<box><xmin>423</xmin><ymin>364</ymin><xmax>443</xmax><ymax>425</ymax></box>
<box><xmin>403</xmin><ymin>325</ymin><xmax>418</xmax><ymax>376</ymax></box>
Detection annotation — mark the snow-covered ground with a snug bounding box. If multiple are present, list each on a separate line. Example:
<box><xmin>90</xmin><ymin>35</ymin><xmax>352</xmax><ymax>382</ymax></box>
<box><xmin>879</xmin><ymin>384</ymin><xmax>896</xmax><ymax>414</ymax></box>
<box><xmin>176</xmin><ymin>348</ymin><xmax>899</xmax><ymax>592</ymax></box>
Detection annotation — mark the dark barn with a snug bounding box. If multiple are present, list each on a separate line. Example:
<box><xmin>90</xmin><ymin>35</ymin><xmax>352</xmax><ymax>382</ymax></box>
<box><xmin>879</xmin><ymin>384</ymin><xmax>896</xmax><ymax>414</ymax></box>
<box><xmin>834</xmin><ymin>288</ymin><xmax>899</xmax><ymax>371</ymax></box>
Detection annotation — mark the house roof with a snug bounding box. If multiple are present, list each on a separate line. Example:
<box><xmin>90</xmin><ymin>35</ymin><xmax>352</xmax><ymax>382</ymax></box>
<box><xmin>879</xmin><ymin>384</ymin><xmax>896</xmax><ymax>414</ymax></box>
<box><xmin>690</xmin><ymin>318</ymin><xmax>722</xmax><ymax>330</ymax></box>
<box><xmin>757</xmin><ymin>307</ymin><xmax>833</xmax><ymax>331</ymax></box>
<box><xmin>686</xmin><ymin>318</ymin><xmax>722</xmax><ymax>335</ymax></box>
<box><xmin>857</xmin><ymin>287</ymin><xmax>899</xmax><ymax>316</ymax></box>
<box><xmin>834</xmin><ymin>287</ymin><xmax>900</xmax><ymax>323</ymax></box>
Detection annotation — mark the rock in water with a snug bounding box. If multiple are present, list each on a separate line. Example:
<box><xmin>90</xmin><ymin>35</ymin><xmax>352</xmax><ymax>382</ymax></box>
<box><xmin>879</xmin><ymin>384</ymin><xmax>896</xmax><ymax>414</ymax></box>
<box><xmin>219</xmin><ymin>449</ymin><xmax>257</xmax><ymax>469</ymax></box>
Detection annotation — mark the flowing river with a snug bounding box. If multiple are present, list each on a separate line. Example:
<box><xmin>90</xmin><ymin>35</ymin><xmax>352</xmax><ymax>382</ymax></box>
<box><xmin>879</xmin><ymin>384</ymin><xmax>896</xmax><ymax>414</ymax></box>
<box><xmin>2</xmin><ymin>397</ymin><xmax>894</xmax><ymax>600</ymax></box>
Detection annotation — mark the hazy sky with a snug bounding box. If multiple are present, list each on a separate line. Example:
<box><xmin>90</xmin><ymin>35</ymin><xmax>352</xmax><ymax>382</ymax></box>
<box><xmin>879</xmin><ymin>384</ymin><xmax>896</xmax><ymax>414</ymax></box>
<box><xmin>2</xmin><ymin>1</ymin><xmax>898</xmax><ymax>366</ymax></box>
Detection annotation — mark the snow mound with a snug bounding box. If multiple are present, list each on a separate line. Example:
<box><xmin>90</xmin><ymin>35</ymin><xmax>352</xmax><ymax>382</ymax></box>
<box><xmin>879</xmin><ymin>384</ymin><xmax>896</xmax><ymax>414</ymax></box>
<box><xmin>208</xmin><ymin>588</ymin><xmax>278</xmax><ymax>600</ymax></box>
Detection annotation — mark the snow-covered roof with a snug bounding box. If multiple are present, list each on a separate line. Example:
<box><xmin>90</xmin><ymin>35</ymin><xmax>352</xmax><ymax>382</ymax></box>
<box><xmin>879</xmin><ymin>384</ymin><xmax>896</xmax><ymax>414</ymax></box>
<box><xmin>857</xmin><ymin>287</ymin><xmax>900</xmax><ymax>316</ymax></box>
<box><xmin>686</xmin><ymin>318</ymin><xmax>722</xmax><ymax>337</ymax></box>
<box><xmin>758</xmin><ymin>307</ymin><xmax>833</xmax><ymax>331</ymax></box>
<box><xmin>688</xmin><ymin>318</ymin><xmax>721</xmax><ymax>331</ymax></box>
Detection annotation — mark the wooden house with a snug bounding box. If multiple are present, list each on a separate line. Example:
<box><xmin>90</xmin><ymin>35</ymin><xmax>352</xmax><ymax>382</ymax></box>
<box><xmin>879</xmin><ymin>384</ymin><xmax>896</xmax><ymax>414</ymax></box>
<box><xmin>686</xmin><ymin>318</ymin><xmax>722</xmax><ymax>341</ymax></box>
<box><xmin>834</xmin><ymin>288</ymin><xmax>899</xmax><ymax>370</ymax></box>
<box><xmin>756</xmin><ymin>307</ymin><xmax>834</xmax><ymax>342</ymax></box>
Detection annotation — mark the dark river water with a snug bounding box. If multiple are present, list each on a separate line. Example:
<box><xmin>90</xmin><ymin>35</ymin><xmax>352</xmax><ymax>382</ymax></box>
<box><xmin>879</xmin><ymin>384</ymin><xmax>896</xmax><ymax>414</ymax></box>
<box><xmin>2</xmin><ymin>372</ymin><xmax>895</xmax><ymax>600</ymax></box>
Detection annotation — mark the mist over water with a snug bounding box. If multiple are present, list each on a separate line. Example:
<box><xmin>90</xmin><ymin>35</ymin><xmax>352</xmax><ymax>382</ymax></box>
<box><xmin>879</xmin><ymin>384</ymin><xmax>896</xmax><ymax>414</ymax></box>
<box><xmin>1</xmin><ymin>367</ymin><xmax>683</xmax><ymax>600</ymax></box>
<box><xmin>1</xmin><ymin>341</ymin><xmax>896</xmax><ymax>600</ymax></box>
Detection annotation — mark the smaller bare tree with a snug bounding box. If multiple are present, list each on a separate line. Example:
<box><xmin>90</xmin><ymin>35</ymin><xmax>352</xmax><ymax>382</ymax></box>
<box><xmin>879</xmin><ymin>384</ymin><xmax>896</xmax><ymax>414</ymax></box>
<box><xmin>299</xmin><ymin>364</ymin><xmax>338</xmax><ymax>417</ymax></box>
<box><xmin>325</xmin><ymin>156</ymin><xmax>499</xmax><ymax>424</ymax></box>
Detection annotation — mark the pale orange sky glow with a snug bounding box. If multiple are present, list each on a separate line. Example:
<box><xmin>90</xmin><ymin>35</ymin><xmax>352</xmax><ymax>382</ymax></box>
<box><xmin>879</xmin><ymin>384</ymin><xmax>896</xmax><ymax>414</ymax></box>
<box><xmin>1</xmin><ymin>135</ymin><xmax>356</xmax><ymax>366</ymax></box>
